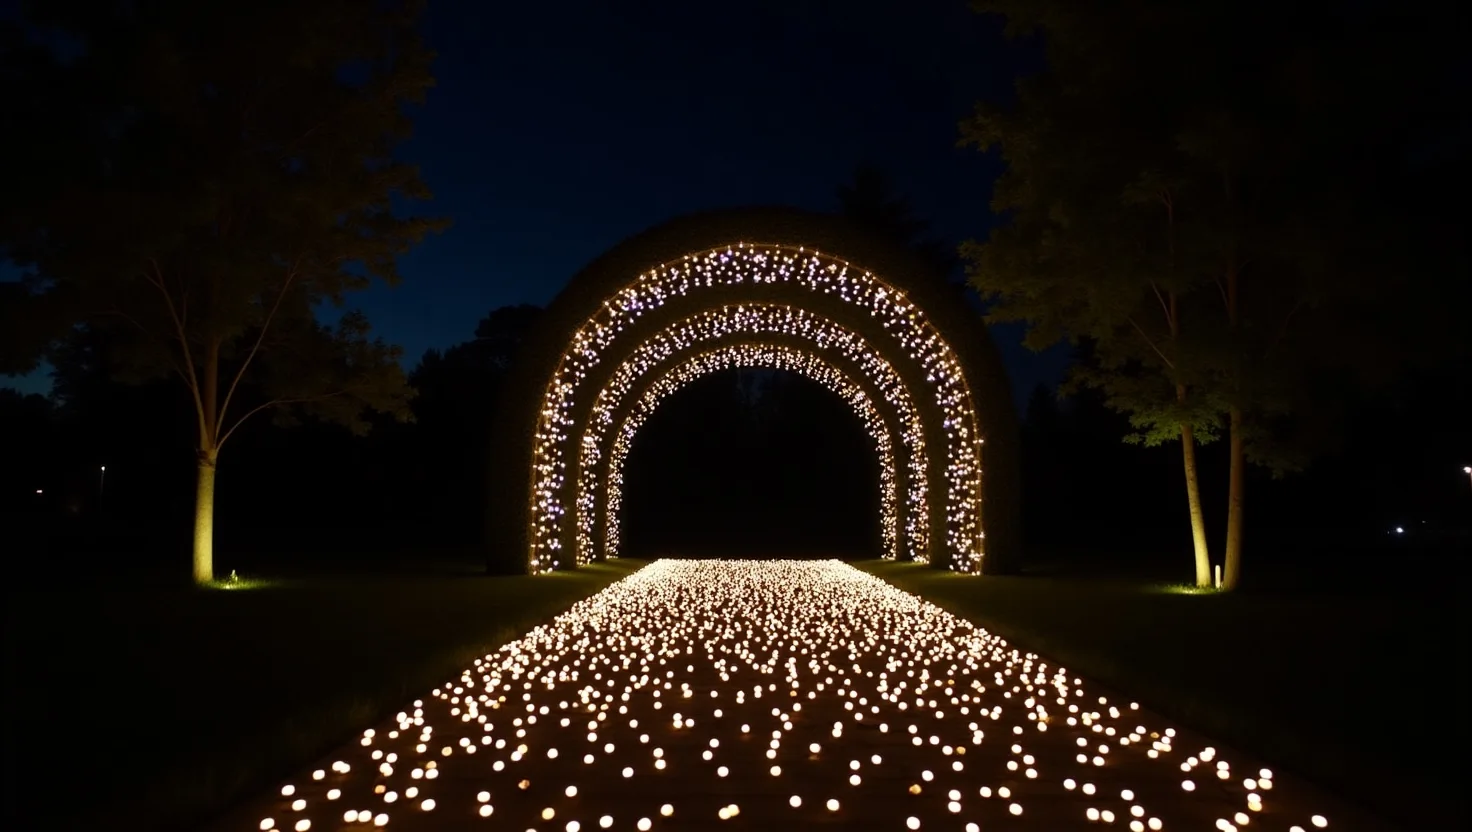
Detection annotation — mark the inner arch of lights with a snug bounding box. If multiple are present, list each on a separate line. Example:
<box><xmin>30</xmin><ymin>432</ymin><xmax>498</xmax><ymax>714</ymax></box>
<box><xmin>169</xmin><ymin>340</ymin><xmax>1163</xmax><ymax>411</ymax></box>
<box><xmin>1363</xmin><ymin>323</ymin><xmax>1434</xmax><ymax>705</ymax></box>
<box><xmin>574</xmin><ymin>306</ymin><xmax>929</xmax><ymax>568</ymax></box>
<box><xmin>529</xmin><ymin>243</ymin><xmax>986</xmax><ymax>575</ymax></box>
<box><xmin>594</xmin><ymin>343</ymin><xmax>901</xmax><ymax>563</ymax></box>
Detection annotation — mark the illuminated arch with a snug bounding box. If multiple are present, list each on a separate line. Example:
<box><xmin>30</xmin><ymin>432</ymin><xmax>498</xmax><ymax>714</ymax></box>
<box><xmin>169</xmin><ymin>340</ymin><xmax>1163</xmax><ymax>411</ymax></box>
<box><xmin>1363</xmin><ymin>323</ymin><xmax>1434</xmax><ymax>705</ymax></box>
<box><xmin>587</xmin><ymin>317</ymin><xmax>926</xmax><ymax>566</ymax></box>
<box><xmin>488</xmin><ymin>208</ymin><xmax>1021</xmax><ymax>575</ymax></box>
<box><xmin>599</xmin><ymin>343</ymin><xmax>900</xmax><ymax>561</ymax></box>
<box><xmin>574</xmin><ymin>306</ymin><xmax>927</xmax><ymax>567</ymax></box>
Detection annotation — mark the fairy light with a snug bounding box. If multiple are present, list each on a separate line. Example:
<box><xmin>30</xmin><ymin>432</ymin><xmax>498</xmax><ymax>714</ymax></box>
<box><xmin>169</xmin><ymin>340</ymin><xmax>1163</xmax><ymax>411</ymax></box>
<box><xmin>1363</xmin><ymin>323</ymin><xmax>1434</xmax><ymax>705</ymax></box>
<box><xmin>574</xmin><ymin>306</ymin><xmax>927</xmax><ymax>566</ymax></box>
<box><xmin>586</xmin><ymin>340</ymin><xmax>917</xmax><ymax>563</ymax></box>
<box><xmin>527</xmin><ymin>244</ymin><xmax>986</xmax><ymax>574</ymax></box>
<box><xmin>595</xmin><ymin>343</ymin><xmax>903</xmax><ymax>562</ymax></box>
<box><xmin>235</xmin><ymin>561</ymin><xmax>1342</xmax><ymax>832</ymax></box>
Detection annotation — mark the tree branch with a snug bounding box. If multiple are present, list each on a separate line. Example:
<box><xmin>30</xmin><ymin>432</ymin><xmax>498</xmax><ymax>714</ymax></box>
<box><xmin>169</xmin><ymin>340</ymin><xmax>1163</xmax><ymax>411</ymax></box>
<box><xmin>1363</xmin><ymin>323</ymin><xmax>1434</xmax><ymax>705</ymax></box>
<box><xmin>104</xmin><ymin>308</ymin><xmax>192</xmax><ymax>385</ymax></box>
<box><xmin>1265</xmin><ymin>298</ymin><xmax>1305</xmax><ymax>360</ymax></box>
<box><xmin>1148</xmin><ymin>281</ymin><xmax>1172</xmax><ymax>327</ymax></box>
<box><xmin>216</xmin><ymin>385</ymin><xmax>360</xmax><ymax>450</ymax></box>
<box><xmin>215</xmin><ymin>260</ymin><xmax>303</xmax><ymax>438</ymax></box>
<box><xmin>1126</xmin><ymin>315</ymin><xmax>1175</xmax><ymax>369</ymax></box>
<box><xmin>145</xmin><ymin>258</ymin><xmax>210</xmax><ymax>444</ymax></box>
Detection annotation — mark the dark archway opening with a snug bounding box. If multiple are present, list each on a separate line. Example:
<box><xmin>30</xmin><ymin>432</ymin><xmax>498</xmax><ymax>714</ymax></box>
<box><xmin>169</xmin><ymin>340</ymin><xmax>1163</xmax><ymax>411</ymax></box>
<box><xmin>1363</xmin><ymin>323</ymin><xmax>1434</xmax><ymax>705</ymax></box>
<box><xmin>622</xmin><ymin>368</ymin><xmax>881</xmax><ymax>560</ymax></box>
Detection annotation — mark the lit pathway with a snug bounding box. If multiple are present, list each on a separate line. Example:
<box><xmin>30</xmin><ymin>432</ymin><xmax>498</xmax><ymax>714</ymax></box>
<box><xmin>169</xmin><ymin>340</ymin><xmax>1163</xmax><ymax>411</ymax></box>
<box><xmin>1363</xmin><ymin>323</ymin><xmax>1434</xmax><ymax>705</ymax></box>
<box><xmin>230</xmin><ymin>561</ymin><xmax>1360</xmax><ymax>832</ymax></box>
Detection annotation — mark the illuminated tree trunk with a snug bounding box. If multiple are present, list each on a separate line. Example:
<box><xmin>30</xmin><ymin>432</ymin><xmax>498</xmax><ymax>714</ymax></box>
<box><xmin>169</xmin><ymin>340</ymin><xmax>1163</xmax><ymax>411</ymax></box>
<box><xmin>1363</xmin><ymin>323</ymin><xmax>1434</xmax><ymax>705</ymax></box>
<box><xmin>192</xmin><ymin>340</ymin><xmax>222</xmax><ymax>585</ymax></box>
<box><xmin>1222</xmin><ymin>405</ymin><xmax>1245</xmax><ymax>590</ymax></box>
<box><xmin>1178</xmin><ymin>411</ymin><xmax>1211</xmax><ymax>587</ymax></box>
<box><xmin>1222</xmin><ymin>214</ymin><xmax>1244</xmax><ymax>591</ymax></box>
<box><xmin>1166</xmin><ymin>279</ymin><xmax>1210</xmax><ymax>586</ymax></box>
<box><xmin>193</xmin><ymin>453</ymin><xmax>217</xmax><ymax>584</ymax></box>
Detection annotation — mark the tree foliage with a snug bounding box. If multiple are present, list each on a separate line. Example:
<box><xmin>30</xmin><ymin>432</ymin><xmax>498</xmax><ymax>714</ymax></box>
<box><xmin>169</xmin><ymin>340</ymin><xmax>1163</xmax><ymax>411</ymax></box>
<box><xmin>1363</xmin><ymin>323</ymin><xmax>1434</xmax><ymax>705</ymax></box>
<box><xmin>0</xmin><ymin>0</ymin><xmax>447</xmax><ymax>581</ymax></box>
<box><xmin>836</xmin><ymin>163</ymin><xmax>959</xmax><ymax>279</ymax></box>
<box><xmin>966</xmin><ymin>0</ymin><xmax>1464</xmax><ymax>471</ymax></box>
<box><xmin>961</xmin><ymin>0</ymin><xmax>1467</xmax><ymax>586</ymax></box>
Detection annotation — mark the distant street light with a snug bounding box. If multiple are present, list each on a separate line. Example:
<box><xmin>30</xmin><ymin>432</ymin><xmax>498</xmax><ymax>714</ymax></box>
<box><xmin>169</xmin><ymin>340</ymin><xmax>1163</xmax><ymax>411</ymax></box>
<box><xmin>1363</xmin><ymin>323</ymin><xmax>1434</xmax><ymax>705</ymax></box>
<box><xmin>1464</xmin><ymin>465</ymin><xmax>1472</xmax><ymax>493</ymax></box>
<box><xmin>100</xmin><ymin>465</ymin><xmax>107</xmax><ymax>497</ymax></box>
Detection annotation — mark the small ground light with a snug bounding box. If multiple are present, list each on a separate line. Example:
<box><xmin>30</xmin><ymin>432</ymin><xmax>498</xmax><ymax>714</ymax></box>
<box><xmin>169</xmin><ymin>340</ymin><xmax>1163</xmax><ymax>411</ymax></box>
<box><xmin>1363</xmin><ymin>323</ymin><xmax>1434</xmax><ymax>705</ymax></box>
<box><xmin>247</xmin><ymin>561</ymin><xmax>1342</xmax><ymax>832</ymax></box>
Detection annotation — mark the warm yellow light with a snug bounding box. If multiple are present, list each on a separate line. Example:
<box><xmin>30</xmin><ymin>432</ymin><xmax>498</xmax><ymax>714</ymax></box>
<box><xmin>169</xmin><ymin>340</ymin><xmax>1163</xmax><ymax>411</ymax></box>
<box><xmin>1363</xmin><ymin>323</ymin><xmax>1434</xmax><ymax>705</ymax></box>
<box><xmin>242</xmin><ymin>560</ymin><xmax>1338</xmax><ymax>830</ymax></box>
<box><xmin>529</xmin><ymin>243</ymin><xmax>990</xmax><ymax>574</ymax></box>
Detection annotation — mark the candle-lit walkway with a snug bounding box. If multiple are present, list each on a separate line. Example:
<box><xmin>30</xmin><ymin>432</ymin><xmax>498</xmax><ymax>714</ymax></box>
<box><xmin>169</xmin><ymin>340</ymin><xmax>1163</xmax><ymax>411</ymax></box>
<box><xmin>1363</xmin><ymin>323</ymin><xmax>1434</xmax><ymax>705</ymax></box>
<box><xmin>226</xmin><ymin>561</ymin><xmax>1358</xmax><ymax>832</ymax></box>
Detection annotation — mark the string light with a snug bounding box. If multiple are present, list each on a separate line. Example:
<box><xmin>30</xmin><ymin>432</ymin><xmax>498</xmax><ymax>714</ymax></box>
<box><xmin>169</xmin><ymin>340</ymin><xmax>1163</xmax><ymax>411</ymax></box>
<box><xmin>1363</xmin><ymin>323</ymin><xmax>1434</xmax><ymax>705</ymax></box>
<box><xmin>587</xmin><ymin>343</ymin><xmax>903</xmax><ymax>562</ymax></box>
<box><xmin>530</xmin><ymin>244</ymin><xmax>985</xmax><ymax>574</ymax></box>
<box><xmin>569</xmin><ymin>306</ymin><xmax>929</xmax><ymax>564</ymax></box>
<box><xmin>240</xmin><ymin>561</ymin><xmax>1339</xmax><ymax>832</ymax></box>
<box><xmin>577</xmin><ymin>311</ymin><xmax>928</xmax><ymax>563</ymax></box>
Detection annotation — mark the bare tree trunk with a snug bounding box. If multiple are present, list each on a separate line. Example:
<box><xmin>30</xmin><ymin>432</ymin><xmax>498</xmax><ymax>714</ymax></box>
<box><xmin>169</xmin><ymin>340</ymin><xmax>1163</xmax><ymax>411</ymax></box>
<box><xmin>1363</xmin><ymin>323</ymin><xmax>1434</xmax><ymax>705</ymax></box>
<box><xmin>192</xmin><ymin>340</ymin><xmax>222</xmax><ymax>585</ymax></box>
<box><xmin>1222</xmin><ymin>405</ymin><xmax>1245</xmax><ymax>590</ymax></box>
<box><xmin>193</xmin><ymin>453</ymin><xmax>217</xmax><ymax>584</ymax></box>
<box><xmin>1178</xmin><ymin>416</ymin><xmax>1212</xmax><ymax>587</ymax></box>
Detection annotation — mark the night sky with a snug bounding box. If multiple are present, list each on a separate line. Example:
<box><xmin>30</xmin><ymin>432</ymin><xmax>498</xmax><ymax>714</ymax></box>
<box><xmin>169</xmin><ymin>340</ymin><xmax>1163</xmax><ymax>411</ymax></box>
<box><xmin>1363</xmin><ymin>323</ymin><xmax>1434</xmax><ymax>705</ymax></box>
<box><xmin>2</xmin><ymin>0</ymin><xmax>1069</xmax><ymax>407</ymax></box>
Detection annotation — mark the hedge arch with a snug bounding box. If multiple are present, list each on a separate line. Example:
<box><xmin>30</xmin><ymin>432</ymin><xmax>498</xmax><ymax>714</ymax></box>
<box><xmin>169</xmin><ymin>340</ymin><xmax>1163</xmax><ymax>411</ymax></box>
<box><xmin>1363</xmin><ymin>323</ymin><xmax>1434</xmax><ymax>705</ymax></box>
<box><xmin>599</xmin><ymin>343</ymin><xmax>901</xmax><ymax>561</ymax></box>
<box><xmin>487</xmin><ymin>207</ymin><xmax>1021</xmax><ymax>575</ymax></box>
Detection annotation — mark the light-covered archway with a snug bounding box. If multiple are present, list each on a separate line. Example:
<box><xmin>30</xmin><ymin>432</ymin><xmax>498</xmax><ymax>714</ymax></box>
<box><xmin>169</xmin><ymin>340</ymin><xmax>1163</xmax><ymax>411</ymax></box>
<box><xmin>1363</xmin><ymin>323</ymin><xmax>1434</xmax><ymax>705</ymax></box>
<box><xmin>487</xmin><ymin>208</ymin><xmax>1021</xmax><ymax>575</ymax></box>
<box><xmin>599</xmin><ymin>343</ymin><xmax>901</xmax><ymax>561</ymax></box>
<box><xmin>576</xmin><ymin>309</ymin><xmax>928</xmax><ymax>565</ymax></box>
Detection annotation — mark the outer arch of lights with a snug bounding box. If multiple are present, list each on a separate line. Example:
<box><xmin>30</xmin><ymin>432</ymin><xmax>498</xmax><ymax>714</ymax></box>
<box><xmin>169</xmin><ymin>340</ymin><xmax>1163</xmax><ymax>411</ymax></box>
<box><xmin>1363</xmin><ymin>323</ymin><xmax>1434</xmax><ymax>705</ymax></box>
<box><xmin>594</xmin><ymin>343</ymin><xmax>903</xmax><ymax>562</ymax></box>
<box><xmin>574</xmin><ymin>306</ymin><xmax>929</xmax><ymax>567</ymax></box>
<box><xmin>486</xmin><ymin>208</ymin><xmax>1022</xmax><ymax>577</ymax></box>
<box><xmin>533</xmin><ymin>247</ymin><xmax>980</xmax><ymax>573</ymax></box>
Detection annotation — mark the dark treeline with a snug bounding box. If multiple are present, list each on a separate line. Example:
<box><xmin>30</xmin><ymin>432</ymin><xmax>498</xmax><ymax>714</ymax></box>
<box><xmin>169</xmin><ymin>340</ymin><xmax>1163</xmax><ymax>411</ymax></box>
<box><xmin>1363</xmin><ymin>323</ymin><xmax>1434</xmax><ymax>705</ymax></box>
<box><xmin>1021</xmin><ymin>351</ymin><xmax>1472</xmax><ymax>580</ymax></box>
<box><xmin>4</xmin><ymin>310</ymin><xmax>1467</xmax><ymax>581</ymax></box>
<box><xmin>1</xmin><ymin>305</ymin><xmax>539</xmax><ymax>579</ymax></box>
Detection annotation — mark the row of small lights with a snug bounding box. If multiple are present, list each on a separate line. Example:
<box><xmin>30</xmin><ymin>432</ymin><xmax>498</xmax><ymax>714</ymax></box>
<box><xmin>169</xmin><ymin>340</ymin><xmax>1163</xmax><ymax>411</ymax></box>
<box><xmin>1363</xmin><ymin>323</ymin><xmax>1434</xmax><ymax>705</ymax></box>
<box><xmin>592</xmin><ymin>343</ymin><xmax>901</xmax><ymax>561</ymax></box>
<box><xmin>572</xmin><ymin>307</ymin><xmax>929</xmax><ymax>564</ymax></box>
<box><xmin>249</xmin><ymin>560</ymin><xmax>1335</xmax><ymax>832</ymax></box>
<box><xmin>530</xmin><ymin>245</ymin><xmax>986</xmax><ymax>574</ymax></box>
<box><xmin>575</xmin><ymin>307</ymin><xmax>922</xmax><ymax>563</ymax></box>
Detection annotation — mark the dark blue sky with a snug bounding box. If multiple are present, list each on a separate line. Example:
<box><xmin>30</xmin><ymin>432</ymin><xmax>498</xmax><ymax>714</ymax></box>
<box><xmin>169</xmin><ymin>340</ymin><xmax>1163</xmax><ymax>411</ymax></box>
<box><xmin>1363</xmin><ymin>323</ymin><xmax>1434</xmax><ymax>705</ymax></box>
<box><xmin>3</xmin><ymin>0</ymin><xmax>1070</xmax><ymax>407</ymax></box>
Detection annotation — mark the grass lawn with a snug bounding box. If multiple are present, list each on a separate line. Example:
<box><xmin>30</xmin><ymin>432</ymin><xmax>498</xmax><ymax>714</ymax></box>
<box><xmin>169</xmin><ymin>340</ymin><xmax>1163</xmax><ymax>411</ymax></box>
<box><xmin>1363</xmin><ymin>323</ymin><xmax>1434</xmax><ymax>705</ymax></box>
<box><xmin>2</xmin><ymin>558</ymin><xmax>647</xmax><ymax>832</ymax></box>
<box><xmin>855</xmin><ymin>558</ymin><xmax>1466</xmax><ymax>830</ymax></box>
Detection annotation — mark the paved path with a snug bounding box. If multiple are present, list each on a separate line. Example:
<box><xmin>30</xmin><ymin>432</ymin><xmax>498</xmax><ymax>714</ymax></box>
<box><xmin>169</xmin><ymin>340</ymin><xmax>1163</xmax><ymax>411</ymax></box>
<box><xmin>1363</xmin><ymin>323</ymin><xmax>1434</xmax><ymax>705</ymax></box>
<box><xmin>229</xmin><ymin>561</ymin><xmax>1359</xmax><ymax>832</ymax></box>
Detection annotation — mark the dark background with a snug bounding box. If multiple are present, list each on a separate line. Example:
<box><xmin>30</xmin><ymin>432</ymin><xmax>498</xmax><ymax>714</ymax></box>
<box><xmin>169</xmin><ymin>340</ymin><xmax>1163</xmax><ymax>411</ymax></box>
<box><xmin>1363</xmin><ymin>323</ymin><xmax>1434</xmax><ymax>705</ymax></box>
<box><xmin>2</xmin><ymin>0</ymin><xmax>1469</xmax><ymax>582</ymax></box>
<box><xmin>5</xmin><ymin>335</ymin><xmax>1468</xmax><ymax>584</ymax></box>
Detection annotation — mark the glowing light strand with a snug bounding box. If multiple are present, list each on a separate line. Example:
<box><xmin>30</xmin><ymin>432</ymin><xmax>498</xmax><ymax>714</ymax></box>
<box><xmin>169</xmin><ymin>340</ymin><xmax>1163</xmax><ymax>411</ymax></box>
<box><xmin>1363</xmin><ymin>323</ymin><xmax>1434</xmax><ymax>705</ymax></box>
<box><xmin>592</xmin><ymin>343</ymin><xmax>900</xmax><ymax>562</ymax></box>
<box><xmin>574</xmin><ymin>307</ymin><xmax>927</xmax><ymax>565</ymax></box>
<box><xmin>531</xmin><ymin>245</ymin><xmax>984</xmax><ymax>574</ymax></box>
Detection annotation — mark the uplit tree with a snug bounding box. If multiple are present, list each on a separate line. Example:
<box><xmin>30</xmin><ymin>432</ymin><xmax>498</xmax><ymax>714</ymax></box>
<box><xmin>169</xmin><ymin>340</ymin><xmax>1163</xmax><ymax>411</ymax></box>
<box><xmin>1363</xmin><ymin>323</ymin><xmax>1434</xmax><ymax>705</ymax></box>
<box><xmin>962</xmin><ymin>0</ymin><xmax>1460</xmax><ymax>588</ymax></box>
<box><xmin>959</xmin><ymin>9</ymin><xmax>1224</xmax><ymax>586</ymax></box>
<box><xmin>0</xmin><ymin>0</ymin><xmax>445</xmax><ymax>583</ymax></box>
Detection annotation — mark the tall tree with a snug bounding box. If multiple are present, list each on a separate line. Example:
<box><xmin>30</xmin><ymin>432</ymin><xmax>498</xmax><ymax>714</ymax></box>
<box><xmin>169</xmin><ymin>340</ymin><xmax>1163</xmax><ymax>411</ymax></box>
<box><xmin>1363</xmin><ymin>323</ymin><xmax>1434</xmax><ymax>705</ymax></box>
<box><xmin>837</xmin><ymin>163</ymin><xmax>958</xmax><ymax>279</ymax></box>
<box><xmin>407</xmin><ymin>305</ymin><xmax>540</xmax><ymax>541</ymax></box>
<box><xmin>0</xmin><ymin>0</ymin><xmax>445</xmax><ymax>583</ymax></box>
<box><xmin>962</xmin><ymin>0</ymin><xmax>1462</xmax><ymax>588</ymax></box>
<box><xmin>960</xmin><ymin>4</ymin><xmax>1224</xmax><ymax>586</ymax></box>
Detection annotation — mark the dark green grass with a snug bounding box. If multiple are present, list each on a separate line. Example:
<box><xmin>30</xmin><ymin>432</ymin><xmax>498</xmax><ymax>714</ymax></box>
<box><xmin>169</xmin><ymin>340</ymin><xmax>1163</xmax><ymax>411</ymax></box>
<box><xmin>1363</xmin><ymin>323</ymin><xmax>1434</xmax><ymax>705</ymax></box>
<box><xmin>2</xmin><ymin>558</ymin><xmax>646</xmax><ymax>832</ymax></box>
<box><xmin>855</xmin><ymin>559</ymin><xmax>1467</xmax><ymax>830</ymax></box>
